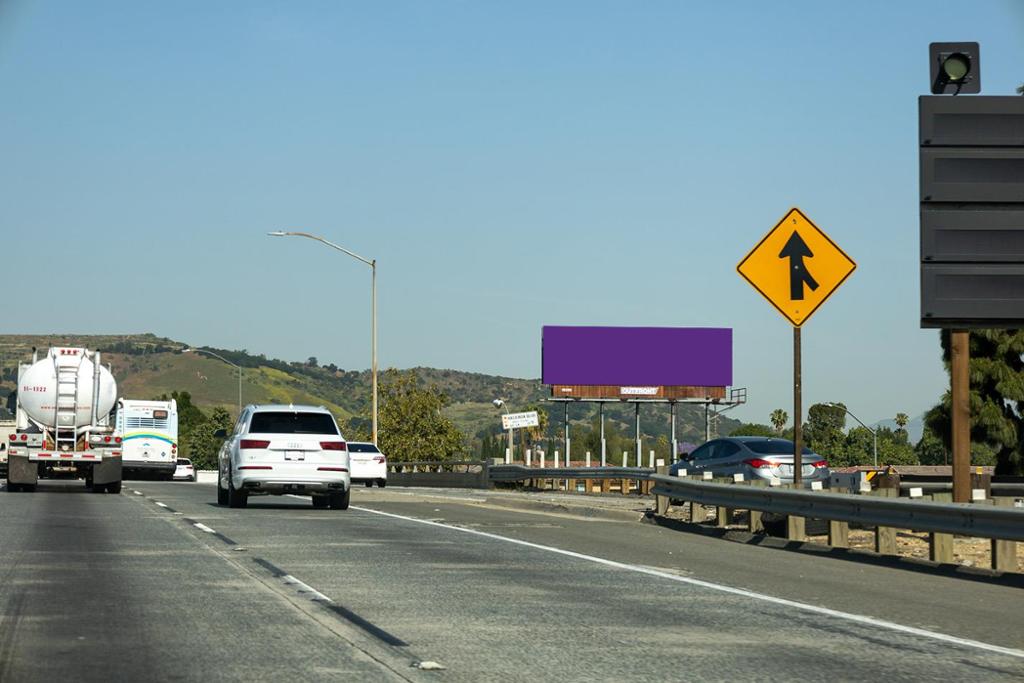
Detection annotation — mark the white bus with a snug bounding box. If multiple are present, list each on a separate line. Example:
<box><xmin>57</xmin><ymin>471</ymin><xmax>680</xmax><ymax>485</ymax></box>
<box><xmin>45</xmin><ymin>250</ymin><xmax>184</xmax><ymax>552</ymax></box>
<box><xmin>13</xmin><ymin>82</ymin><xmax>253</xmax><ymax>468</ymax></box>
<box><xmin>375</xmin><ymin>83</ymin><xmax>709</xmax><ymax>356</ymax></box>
<box><xmin>115</xmin><ymin>399</ymin><xmax>179</xmax><ymax>479</ymax></box>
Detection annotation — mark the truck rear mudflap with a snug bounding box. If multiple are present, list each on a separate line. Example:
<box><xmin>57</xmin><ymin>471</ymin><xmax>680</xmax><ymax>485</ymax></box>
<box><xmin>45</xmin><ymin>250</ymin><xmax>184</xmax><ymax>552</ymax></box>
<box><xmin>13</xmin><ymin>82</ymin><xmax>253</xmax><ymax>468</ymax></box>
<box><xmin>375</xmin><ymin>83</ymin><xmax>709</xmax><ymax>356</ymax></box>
<box><xmin>6</xmin><ymin>449</ymin><xmax>123</xmax><ymax>489</ymax></box>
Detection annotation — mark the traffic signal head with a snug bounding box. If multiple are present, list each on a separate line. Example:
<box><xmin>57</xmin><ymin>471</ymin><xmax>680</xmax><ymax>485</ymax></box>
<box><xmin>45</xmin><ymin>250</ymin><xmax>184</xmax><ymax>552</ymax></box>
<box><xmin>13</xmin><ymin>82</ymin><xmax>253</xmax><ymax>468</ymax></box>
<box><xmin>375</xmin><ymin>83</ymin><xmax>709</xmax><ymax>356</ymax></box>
<box><xmin>930</xmin><ymin>42</ymin><xmax>980</xmax><ymax>94</ymax></box>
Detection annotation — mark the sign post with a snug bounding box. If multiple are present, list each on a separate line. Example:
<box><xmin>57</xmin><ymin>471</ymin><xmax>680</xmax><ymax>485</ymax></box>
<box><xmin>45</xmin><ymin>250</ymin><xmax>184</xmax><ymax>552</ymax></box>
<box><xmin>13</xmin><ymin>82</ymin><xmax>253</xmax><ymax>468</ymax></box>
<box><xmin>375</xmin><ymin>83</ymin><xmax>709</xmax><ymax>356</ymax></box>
<box><xmin>738</xmin><ymin>208</ymin><xmax>856</xmax><ymax>484</ymax></box>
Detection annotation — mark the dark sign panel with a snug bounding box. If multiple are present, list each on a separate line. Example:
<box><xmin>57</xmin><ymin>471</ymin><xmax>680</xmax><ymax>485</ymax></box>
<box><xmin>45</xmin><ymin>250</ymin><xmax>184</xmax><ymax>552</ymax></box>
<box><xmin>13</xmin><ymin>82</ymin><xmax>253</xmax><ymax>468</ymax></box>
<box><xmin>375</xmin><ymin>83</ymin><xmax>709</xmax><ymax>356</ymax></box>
<box><xmin>920</xmin><ymin>95</ymin><xmax>1024</xmax><ymax>328</ymax></box>
<box><xmin>542</xmin><ymin>326</ymin><xmax>732</xmax><ymax>387</ymax></box>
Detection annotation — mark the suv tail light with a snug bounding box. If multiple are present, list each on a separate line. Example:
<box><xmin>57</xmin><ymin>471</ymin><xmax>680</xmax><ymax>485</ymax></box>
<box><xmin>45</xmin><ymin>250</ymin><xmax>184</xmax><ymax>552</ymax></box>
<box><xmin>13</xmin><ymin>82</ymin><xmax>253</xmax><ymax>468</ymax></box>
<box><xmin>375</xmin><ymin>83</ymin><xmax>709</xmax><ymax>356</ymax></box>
<box><xmin>320</xmin><ymin>441</ymin><xmax>347</xmax><ymax>451</ymax></box>
<box><xmin>812</xmin><ymin>459</ymin><xmax>828</xmax><ymax>468</ymax></box>
<box><xmin>239</xmin><ymin>439</ymin><xmax>270</xmax><ymax>449</ymax></box>
<box><xmin>743</xmin><ymin>458</ymin><xmax>776</xmax><ymax>469</ymax></box>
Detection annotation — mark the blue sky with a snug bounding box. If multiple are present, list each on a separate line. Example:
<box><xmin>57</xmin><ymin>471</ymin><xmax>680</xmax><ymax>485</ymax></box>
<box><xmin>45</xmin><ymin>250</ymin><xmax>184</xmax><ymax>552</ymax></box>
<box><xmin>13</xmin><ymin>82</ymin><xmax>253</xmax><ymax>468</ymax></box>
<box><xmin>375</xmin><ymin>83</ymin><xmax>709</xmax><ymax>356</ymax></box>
<box><xmin>3</xmin><ymin>1</ymin><xmax>1023</xmax><ymax>427</ymax></box>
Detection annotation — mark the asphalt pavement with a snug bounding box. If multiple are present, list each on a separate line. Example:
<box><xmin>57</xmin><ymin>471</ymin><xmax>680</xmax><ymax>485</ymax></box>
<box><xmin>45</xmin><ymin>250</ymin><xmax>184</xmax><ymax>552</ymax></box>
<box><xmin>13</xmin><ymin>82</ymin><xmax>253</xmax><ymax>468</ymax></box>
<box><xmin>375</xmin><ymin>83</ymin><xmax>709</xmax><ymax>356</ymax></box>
<box><xmin>1</xmin><ymin>479</ymin><xmax>1022</xmax><ymax>682</ymax></box>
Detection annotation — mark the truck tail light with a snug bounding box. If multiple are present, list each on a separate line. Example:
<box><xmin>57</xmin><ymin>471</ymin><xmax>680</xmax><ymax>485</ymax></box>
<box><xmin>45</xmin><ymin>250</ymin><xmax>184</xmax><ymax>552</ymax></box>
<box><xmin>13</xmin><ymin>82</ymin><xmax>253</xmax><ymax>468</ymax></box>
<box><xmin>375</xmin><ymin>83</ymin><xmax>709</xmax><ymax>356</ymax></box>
<box><xmin>239</xmin><ymin>439</ymin><xmax>270</xmax><ymax>449</ymax></box>
<box><xmin>320</xmin><ymin>441</ymin><xmax>347</xmax><ymax>451</ymax></box>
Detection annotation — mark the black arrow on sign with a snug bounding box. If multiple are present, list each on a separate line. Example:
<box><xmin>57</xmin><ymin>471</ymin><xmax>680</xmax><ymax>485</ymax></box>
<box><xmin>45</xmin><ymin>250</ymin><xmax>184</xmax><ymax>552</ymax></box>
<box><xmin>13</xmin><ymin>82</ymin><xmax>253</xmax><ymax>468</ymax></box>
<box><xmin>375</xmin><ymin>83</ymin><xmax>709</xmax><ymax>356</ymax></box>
<box><xmin>778</xmin><ymin>231</ymin><xmax>819</xmax><ymax>300</ymax></box>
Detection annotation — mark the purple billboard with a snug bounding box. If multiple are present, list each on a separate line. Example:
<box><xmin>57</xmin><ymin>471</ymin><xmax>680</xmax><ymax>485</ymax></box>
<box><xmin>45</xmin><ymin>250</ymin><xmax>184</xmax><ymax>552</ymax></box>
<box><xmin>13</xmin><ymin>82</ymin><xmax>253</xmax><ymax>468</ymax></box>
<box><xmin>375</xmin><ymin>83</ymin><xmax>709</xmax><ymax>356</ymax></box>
<box><xmin>542</xmin><ymin>326</ymin><xmax>732</xmax><ymax>387</ymax></box>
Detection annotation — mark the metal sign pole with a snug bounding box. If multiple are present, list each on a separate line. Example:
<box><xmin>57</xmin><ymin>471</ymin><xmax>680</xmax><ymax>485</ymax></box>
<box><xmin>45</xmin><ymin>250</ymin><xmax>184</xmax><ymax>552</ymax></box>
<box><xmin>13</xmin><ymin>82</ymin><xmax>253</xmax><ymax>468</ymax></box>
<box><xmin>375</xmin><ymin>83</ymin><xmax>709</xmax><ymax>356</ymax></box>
<box><xmin>793</xmin><ymin>326</ymin><xmax>803</xmax><ymax>486</ymax></box>
<box><xmin>670</xmin><ymin>401</ymin><xmax>677</xmax><ymax>462</ymax></box>
<box><xmin>951</xmin><ymin>330</ymin><xmax>970</xmax><ymax>503</ymax></box>
<box><xmin>599</xmin><ymin>402</ymin><xmax>606</xmax><ymax>466</ymax></box>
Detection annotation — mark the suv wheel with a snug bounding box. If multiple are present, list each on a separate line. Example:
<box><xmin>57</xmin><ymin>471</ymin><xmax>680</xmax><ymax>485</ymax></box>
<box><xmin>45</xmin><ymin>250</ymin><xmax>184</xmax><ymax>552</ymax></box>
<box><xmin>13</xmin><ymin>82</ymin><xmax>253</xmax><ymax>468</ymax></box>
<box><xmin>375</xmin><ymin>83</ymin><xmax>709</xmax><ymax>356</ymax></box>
<box><xmin>377</xmin><ymin>479</ymin><xmax>386</xmax><ymax>488</ymax></box>
<box><xmin>227</xmin><ymin>471</ymin><xmax>248</xmax><ymax>509</ymax></box>
<box><xmin>217</xmin><ymin>472</ymin><xmax>229</xmax><ymax>505</ymax></box>
<box><xmin>329</xmin><ymin>488</ymin><xmax>350</xmax><ymax>510</ymax></box>
<box><xmin>311</xmin><ymin>494</ymin><xmax>329</xmax><ymax>509</ymax></box>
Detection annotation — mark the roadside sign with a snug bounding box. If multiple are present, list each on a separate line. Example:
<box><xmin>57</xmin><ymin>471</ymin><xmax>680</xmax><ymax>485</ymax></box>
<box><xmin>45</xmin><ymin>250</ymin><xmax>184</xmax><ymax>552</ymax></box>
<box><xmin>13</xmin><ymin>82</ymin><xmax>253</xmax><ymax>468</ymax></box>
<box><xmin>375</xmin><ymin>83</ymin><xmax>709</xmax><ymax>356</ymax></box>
<box><xmin>737</xmin><ymin>207</ymin><xmax>856</xmax><ymax>327</ymax></box>
<box><xmin>502</xmin><ymin>411</ymin><xmax>539</xmax><ymax>430</ymax></box>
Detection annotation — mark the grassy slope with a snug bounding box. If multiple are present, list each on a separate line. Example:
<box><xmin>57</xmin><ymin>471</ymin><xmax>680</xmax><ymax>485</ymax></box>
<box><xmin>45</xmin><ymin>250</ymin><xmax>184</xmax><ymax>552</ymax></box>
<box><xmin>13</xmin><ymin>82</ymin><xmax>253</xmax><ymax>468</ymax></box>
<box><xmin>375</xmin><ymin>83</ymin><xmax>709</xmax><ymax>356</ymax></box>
<box><xmin>0</xmin><ymin>334</ymin><xmax>739</xmax><ymax>449</ymax></box>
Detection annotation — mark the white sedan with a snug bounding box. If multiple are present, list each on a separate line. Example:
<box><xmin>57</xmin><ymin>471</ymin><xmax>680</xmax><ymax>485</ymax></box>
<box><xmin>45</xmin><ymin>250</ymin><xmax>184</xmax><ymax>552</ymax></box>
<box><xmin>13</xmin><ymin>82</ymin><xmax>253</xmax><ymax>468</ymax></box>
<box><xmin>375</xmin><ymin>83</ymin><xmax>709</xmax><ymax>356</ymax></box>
<box><xmin>348</xmin><ymin>442</ymin><xmax>386</xmax><ymax>488</ymax></box>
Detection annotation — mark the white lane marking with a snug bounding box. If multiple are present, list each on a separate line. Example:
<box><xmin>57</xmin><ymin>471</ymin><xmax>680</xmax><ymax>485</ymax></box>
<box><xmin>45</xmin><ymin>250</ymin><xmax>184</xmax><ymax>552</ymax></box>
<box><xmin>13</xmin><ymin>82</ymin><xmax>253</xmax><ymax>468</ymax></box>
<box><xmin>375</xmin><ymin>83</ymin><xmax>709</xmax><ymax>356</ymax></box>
<box><xmin>193</xmin><ymin>523</ymin><xmax>216</xmax><ymax>534</ymax></box>
<box><xmin>282</xmin><ymin>574</ymin><xmax>333</xmax><ymax>603</ymax></box>
<box><xmin>351</xmin><ymin>505</ymin><xmax>1024</xmax><ymax>661</ymax></box>
<box><xmin>155</xmin><ymin>502</ymin><xmax>168</xmax><ymax>508</ymax></box>
<box><xmin>133</xmin><ymin>490</ymin><xmax>143</xmax><ymax>495</ymax></box>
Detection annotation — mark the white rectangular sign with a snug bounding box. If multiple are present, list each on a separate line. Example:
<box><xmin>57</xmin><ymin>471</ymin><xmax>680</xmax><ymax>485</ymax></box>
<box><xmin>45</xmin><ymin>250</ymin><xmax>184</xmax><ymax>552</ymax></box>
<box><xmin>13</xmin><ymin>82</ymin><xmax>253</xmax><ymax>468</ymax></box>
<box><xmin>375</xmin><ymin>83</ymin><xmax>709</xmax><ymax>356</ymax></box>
<box><xmin>502</xmin><ymin>411</ymin><xmax>539</xmax><ymax>430</ymax></box>
<box><xmin>620</xmin><ymin>387</ymin><xmax>659</xmax><ymax>396</ymax></box>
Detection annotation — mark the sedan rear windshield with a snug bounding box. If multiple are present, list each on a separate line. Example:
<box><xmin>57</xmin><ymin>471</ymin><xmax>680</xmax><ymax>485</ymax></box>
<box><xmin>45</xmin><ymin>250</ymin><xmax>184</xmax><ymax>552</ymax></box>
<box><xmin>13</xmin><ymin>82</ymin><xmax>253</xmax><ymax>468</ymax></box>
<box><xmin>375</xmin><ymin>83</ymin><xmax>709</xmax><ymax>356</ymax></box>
<box><xmin>745</xmin><ymin>439</ymin><xmax>813</xmax><ymax>455</ymax></box>
<box><xmin>248</xmin><ymin>412</ymin><xmax>339</xmax><ymax>435</ymax></box>
<box><xmin>348</xmin><ymin>443</ymin><xmax>381</xmax><ymax>453</ymax></box>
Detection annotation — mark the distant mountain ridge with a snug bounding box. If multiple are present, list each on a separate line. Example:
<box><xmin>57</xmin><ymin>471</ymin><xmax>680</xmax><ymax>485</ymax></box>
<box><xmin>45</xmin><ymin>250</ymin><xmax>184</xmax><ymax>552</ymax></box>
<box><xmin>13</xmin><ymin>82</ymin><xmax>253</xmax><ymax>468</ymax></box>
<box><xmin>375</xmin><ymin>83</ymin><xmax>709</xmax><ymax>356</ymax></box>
<box><xmin>0</xmin><ymin>333</ymin><xmax>738</xmax><ymax>454</ymax></box>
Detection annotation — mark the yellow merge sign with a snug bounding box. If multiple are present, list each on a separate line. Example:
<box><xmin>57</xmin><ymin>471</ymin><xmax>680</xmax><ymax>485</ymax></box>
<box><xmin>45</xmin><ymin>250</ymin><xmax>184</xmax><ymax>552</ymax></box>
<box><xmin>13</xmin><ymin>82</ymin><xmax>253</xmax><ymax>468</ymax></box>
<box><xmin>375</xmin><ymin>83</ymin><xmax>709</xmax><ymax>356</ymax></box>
<box><xmin>737</xmin><ymin>208</ymin><xmax>855</xmax><ymax>327</ymax></box>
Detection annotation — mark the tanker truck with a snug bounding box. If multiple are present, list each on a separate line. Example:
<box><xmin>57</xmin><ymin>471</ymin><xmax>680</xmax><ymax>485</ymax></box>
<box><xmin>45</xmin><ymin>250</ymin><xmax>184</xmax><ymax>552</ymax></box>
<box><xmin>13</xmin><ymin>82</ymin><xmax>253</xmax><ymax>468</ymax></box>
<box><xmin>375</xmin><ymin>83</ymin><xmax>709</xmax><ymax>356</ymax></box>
<box><xmin>6</xmin><ymin>347</ymin><xmax>123</xmax><ymax>493</ymax></box>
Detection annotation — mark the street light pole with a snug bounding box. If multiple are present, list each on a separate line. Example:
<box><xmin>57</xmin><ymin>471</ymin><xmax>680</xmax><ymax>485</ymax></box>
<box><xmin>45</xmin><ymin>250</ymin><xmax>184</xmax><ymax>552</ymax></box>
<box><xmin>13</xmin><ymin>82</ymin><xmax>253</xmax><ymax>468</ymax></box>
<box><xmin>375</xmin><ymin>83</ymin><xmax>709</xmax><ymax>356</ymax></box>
<box><xmin>269</xmin><ymin>230</ymin><xmax>378</xmax><ymax>444</ymax></box>
<box><xmin>184</xmin><ymin>348</ymin><xmax>242</xmax><ymax>416</ymax></box>
<box><xmin>829</xmin><ymin>403</ymin><xmax>877</xmax><ymax>467</ymax></box>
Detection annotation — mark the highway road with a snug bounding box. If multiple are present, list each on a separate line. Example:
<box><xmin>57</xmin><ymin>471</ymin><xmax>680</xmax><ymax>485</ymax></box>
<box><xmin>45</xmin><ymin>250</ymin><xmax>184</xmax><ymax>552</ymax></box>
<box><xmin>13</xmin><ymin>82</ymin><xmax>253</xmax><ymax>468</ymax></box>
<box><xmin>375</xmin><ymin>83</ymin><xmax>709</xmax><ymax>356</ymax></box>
<box><xmin>1</xmin><ymin>480</ymin><xmax>1023</xmax><ymax>682</ymax></box>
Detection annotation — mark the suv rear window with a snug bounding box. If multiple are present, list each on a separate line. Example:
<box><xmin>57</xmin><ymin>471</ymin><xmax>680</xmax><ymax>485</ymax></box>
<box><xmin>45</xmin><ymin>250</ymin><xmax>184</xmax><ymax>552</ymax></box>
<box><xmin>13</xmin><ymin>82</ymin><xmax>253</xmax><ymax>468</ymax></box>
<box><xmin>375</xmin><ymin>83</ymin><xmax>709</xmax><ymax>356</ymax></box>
<box><xmin>248</xmin><ymin>412</ymin><xmax>339</xmax><ymax>435</ymax></box>
<box><xmin>348</xmin><ymin>443</ymin><xmax>380</xmax><ymax>453</ymax></box>
<box><xmin>745</xmin><ymin>439</ymin><xmax>813</xmax><ymax>455</ymax></box>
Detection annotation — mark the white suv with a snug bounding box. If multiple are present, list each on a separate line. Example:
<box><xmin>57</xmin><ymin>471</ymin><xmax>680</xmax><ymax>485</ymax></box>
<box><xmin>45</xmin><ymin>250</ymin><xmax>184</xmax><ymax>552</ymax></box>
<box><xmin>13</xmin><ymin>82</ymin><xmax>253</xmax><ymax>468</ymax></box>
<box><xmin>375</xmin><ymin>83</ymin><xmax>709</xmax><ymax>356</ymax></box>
<box><xmin>216</xmin><ymin>405</ymin><xmax>351</xmax><ymax>510</ymax></box>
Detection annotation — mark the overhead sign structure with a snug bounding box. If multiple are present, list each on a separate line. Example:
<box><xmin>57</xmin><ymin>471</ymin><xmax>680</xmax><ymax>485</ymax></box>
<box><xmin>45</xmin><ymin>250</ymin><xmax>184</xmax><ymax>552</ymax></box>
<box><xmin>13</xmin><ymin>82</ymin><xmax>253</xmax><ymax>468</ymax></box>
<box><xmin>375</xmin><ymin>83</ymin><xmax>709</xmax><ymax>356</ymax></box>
<box><xmin>737</xmin><ymin>208</ymin><xmax>856</xmax><ymax>327</ymax></box>
<box><xmin>502</xmin><ymin>411</ymin><xmax>539</xmax><ymax>430</ymax></box>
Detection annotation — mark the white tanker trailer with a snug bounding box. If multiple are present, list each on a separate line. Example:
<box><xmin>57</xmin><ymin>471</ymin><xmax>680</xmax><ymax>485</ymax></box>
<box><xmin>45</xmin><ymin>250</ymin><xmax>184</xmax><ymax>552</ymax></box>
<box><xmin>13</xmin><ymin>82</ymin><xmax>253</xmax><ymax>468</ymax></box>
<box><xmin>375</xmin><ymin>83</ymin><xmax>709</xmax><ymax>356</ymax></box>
<box><xmin>6</xmin><ymin>347</ymin><xmax>123</xmax><ymax>493</ymax></box>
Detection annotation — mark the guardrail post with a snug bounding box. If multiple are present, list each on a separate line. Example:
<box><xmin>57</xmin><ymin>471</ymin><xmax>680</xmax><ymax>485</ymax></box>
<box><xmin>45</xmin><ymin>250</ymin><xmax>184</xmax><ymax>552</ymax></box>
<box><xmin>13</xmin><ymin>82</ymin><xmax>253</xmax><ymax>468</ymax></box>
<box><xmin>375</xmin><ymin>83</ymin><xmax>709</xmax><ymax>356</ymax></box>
<box><xmin>601</xmin><ymin>478</ymin><xmax>610</xmax><ymax>494</ymax></box>
<box><xmin>689</xmin><ymin>478</ymin><xmax>706</xmax><ymax>523</ymax></box>
<box><xmin>991</xmin><ymin>497</ymin><xmax>1018</xmax><ymax>572</ymax></box>
<box><xmin>828</xmin><ymin>519</ymin><xmax>849</xmax><ymax>548</ymax></box>
<box><xmin>746</xmin><ymin>480</ymin><xmax>766</xmax><ymax>533</ymax></box>
<box><xmin>928</xmin><ymin>492</ymin><xmax>954</xmax><ymax>564</ymax></box>
<box><xmin>655</xmin><ymin>463</ymin><xmax>669</xmax><ymax>515</ymax></box>
<box><xmin>784</xmin><ymin>483</ymin><xmax>806</xmax><ymax>541</ymax></box>
<box><xmin>870</xmin><ymin>488</ymin><xmax>898</xmax><ymax>555</ymax></box>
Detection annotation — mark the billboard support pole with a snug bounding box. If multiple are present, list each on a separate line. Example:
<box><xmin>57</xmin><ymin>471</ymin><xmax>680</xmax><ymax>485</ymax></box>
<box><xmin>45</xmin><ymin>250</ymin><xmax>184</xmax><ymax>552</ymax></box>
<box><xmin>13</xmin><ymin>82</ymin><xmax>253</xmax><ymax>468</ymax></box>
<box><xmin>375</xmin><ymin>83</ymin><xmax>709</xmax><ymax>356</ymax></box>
<box><xmin>635</xmin><ymin>403</ymin><xmax>642</xmax><ymax>467</ymax></box>
<box><xmin>600</xmin><ymin>403</ymin><xmax>607</xmax><ymax>466</ymax></box>
<box><xmin>704</xmin><ymin>403</ymin><xmax>711</xmax><ymax>443</ymax></box>
<box><xmin>564</xmin><ymin>401</ymin><xmax>571</xmax><ymax>465</ymax></box>
<box><xmin>670</xmin><ymin>401</ymin><xmax>678</xmax><ymax>462</ymax></box>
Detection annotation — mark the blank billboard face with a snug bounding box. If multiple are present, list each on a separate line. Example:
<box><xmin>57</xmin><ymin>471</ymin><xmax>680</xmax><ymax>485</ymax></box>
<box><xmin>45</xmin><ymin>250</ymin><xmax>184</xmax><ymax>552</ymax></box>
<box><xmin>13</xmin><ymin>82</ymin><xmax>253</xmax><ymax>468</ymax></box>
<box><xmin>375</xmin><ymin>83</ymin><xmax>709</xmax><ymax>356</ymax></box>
<box><xmin>541</xmin><ymin>326</ymin><xmax>732</xmax><ymax>387</ymax></box>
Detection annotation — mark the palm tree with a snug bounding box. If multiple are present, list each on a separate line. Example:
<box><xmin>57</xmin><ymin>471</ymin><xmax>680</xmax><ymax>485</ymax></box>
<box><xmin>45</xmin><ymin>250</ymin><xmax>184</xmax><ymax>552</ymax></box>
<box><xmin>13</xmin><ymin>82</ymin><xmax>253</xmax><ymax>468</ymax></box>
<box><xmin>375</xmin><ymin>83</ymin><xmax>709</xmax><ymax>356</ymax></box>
<box><xmin>770</xmin><ymin>409</ymin><xmax>788</xmax><ymax>434</ymax></box>
<box><xmin>521</xmin><ymin>404</ymin><xmax>549</xmax><ymax>454</ymax></box>
<box><xmin>894</xmin><ymin>412</ymin><xmax>910</xmax><ymax>439</ymax></box>
<box><xmin>1017</xmin><ymin>83</ymin><xmax>1024</xmax><ymax>95</ymax></box>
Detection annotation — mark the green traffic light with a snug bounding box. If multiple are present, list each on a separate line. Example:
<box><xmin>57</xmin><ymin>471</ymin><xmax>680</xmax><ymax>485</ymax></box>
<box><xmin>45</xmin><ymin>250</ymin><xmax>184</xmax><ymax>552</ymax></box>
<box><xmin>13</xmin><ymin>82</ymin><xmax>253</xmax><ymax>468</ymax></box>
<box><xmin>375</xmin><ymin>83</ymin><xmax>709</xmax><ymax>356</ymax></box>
<box><xmin>942</xmin><ymin>53</ymin><xmax>971</xmax><ymax>82</ymax></box>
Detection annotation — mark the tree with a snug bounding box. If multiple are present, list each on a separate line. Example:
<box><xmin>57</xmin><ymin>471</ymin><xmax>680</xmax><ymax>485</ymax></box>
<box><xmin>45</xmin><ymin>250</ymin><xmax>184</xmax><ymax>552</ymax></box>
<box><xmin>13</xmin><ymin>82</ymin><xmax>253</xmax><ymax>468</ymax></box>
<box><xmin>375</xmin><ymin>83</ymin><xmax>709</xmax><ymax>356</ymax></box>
<box><xmin>804</xmin><ymin>403</ymin><xmax>847</xmax><ymax>464</ymax></box>
<box><xmin>729</xmin><ymin>423</ymin><xmax>775</xmax><ymax>437</ymax></box>
<box><xmin>376</xmin><ymin>369</ymin><xmax>464</xmax><ymax>461</ymax></box>
<box><xmin>924</xmin><ymin>329</ymin><xmax>1024</xmax><ymax>474</ymax></box>
<box><xmin>769</xmin><ymin>409</ymin><xmax>788</xmax><ymax>434</ymax></box>
<box><xmin>520</xmin><ymin>403</ymin><xmax>549</xmax><ymax>452</ymax></box>
<box><xmin>187</xmin><ymin>407</ymin><xmax>232</xmax><ymax>470</ymax></box>
<box><xmin>1018</xmin><ymin>83</ymin><xmax>1024</xmax><ymax>95</ymax></box>
<box><xmin>894</xmin><ymin>412</ymin><xmax>909</xmax><ymax>438</ymax></box>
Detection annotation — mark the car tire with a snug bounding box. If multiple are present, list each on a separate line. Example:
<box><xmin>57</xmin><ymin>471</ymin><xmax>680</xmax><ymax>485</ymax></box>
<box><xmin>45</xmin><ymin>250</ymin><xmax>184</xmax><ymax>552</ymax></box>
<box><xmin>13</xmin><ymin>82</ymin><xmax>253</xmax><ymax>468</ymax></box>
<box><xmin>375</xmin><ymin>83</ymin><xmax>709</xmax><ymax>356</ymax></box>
<box><xmin>311</xmin><ymin>495</ymin><xmax>329</xmax><ymax>509</ymax></box>
<box><xmin>217</xmin><ymin>473</ymin><xmax>229</xmax><ymax>506</ymax></box>
<box><xmin>227</xmin><ymin>472</ymin><xmax>248</xmax><ymax>509</ymax></box>
<box><xmin>377</xmin><ymin>479</ymin><xmax>386</xmax><ymax>488</ymax></box>
<box><xmin>329</xmin><ymin>488</ymin><xmax>350</xmax><ymax>510</ymax></box>
<box><xmin>364</xmin><ymin>481</ymin><xmax>373</xmax><ymax>487</ymax></box>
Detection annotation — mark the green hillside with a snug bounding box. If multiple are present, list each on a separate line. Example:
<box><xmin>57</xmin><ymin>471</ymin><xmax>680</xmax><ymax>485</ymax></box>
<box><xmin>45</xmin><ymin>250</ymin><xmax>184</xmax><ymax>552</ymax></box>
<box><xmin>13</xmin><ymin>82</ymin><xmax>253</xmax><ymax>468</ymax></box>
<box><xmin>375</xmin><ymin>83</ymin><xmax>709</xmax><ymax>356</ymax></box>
<box><xmin>0</xmin><ymin>333</ymin><xmax>739</xmax><ymax>455</ymax></box>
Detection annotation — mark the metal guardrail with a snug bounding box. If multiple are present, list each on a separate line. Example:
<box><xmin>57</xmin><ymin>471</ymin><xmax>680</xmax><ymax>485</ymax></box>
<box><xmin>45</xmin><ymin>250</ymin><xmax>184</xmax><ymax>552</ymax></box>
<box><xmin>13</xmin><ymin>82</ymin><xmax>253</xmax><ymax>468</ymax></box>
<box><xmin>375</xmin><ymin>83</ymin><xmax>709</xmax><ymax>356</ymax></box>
<box><xmin>488</xmin><ymin>465</ymin><xmax>654</xmax><ymax>482</ymax></box>
<box><xmin>649</xmin><ymin>474</ymin><xmax>1024</xmax><ymax>542</ymax></box>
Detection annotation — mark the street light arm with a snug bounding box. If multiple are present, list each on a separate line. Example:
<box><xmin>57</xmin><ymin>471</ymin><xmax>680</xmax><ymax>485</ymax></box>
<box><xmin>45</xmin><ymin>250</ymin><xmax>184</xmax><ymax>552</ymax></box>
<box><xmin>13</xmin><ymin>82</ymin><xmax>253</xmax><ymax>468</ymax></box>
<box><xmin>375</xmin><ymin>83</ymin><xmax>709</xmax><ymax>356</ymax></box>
<box><xmin>189</xmin><ymin>348</ymin><xmax>240</xmax><ymax>370</ymax></box>
<box><xmin>270</xmin><ymin>231</ymin><xmax>374</xmax><ymax>267</ymax></box>
<box><xmin>827</xmin><ymin>402</ymin><xmax>875</xmax><ymax>435</ymax></box>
